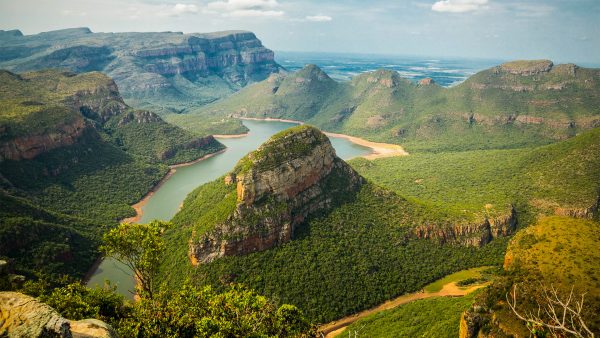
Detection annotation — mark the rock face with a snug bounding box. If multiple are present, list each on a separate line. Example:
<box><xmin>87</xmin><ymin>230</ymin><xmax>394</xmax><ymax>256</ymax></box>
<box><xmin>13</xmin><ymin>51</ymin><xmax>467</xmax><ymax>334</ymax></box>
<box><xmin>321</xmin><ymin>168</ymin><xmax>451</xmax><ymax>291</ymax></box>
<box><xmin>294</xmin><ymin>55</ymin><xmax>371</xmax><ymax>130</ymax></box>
<box><xmin>0</xmin><ymin>292</ymin><xmax>116</xmax><ymax>338</ymax></box>
<box><xmin>414</xmin><ymin>207</ymin><xmax>517</xmax><ymax>247</ymax></box>
<box><xmin>499</xmin><ymin>60</ymin><xmax>554</xmax><ymax>76</ymax></box>
<box><xmin>0</xmin><ymin>28</ymin><xmax>283</xmax><ymax>109</ymax></box>
<box><xmin>189</xmin><ymin>126</ymin><xmax>363</xmax><ymax>264</ymax></box>
<box><xmin>0</xmin><ymin>117</ymin><xmax>89</xmax><ymax>161</ymax></box>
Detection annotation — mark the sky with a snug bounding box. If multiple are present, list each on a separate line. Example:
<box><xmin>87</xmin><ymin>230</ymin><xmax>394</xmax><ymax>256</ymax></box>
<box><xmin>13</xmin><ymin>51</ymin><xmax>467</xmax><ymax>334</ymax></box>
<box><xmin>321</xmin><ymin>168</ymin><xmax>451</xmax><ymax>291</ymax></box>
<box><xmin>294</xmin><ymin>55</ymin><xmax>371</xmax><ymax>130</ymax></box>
<box><xmin>1</xmin><ymin>0</ymin><xmax>599</xmax><ymax>64</ymax></box>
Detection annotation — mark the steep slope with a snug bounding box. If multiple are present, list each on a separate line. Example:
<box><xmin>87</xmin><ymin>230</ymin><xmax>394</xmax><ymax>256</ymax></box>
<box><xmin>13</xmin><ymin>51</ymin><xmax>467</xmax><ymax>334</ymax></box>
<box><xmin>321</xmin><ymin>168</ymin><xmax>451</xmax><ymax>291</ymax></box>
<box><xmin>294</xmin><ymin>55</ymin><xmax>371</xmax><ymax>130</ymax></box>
<box><xmin>0</xmin><ymin>28</ymin><xmax>282</xmax><ymax>119</ymax></box>
<box><xmin>159</xmin><ymin>126</ymin><xmax>512</xmax><ymax>323</ymax></box>
<box><xmin>186</xmin><ymin>61</ymin><xmax>600</xmax><ymax>152</ymax></box>
<box><xmin>461</xmin><ymin>216</ymin><xmax>600</xmax><ymax>337</ymax></box>
<box><xmin>0</xmin><ymin>69</ymin><xmax>222</xmax><ymax>279</ymax></box>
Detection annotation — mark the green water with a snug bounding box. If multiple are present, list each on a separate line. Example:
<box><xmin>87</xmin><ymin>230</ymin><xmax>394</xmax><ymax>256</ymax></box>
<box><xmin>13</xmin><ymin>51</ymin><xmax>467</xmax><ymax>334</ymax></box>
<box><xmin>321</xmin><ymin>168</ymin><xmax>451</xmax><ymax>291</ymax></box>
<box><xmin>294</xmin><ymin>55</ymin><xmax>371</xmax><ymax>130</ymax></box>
<box><xmin>87</xmin><ymin>120</ymin><xmax>372</xmax><ymax>297</ymax></box>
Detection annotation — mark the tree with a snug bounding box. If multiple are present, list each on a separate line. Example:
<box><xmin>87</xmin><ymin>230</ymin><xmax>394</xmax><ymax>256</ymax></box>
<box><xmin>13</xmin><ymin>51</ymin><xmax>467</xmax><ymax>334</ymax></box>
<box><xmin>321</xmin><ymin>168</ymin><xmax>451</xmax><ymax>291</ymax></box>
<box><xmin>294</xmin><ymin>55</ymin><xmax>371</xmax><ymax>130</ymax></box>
<box><xmin>101</xmin><ymin>221</ymin><xmax>170</xmax><ymax>299</ymax></box>
<box><xmin>507</xmin><ymin>283</ymin><xmax>595</xmax><ymax>338</ymax></box>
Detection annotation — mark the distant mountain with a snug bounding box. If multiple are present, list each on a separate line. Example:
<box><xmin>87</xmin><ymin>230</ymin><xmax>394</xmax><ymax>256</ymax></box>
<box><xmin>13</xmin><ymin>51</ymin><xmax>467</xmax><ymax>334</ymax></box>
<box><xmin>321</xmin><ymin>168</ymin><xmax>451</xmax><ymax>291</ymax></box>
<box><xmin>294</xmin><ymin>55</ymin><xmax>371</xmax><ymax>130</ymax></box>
<box><xmin>185</xmin><ymin>60</ymin><xmax>600</xmax><ymax>152</ymax></box>
<box><xmin>0</xmin><ymin>69</ymin><xmax>223</xmax><ymax>279</ymax></box>
<box><xmin>0</xmin><ymin>28</ymin><xmax>283</xmax><ymax>115</ymax></box>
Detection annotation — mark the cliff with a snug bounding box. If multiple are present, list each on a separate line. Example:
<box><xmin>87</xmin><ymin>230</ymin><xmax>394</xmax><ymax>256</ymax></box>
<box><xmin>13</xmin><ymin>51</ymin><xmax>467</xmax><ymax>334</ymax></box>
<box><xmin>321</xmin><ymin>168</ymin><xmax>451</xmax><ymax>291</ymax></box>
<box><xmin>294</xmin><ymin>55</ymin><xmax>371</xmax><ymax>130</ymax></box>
<box><xmin>0</xmin><ymin>69</ymin><xmax>223</xmax><ymax>164</ymax></box>
<box><xmin>414</xmin><ymin>207</ymin><xmax>517</xmax><ymax>247</ymax></box>
<box><xmin>187</xmin><ymin>125</ymin><xmax>363</xmax><ymax>264</ymax></box>
<box><xmin>0</xmin><ymin>28</ymin><xmax>283</xmax><ymax>113</ymax></box>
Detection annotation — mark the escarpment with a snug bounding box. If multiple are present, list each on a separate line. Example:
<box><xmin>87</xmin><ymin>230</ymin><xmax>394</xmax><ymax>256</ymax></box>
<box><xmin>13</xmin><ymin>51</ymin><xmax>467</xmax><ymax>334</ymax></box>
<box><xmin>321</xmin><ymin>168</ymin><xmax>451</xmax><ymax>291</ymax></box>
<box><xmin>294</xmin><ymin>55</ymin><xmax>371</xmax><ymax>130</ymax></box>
<box><xmin>414</xmin><ymin>207</ymin><xmax>517</xmax><ymax>247</ymax></box>
<box><xmin>188</xmin><ymin>125</ymin><xmax>363</xmax><ymax>264</ymax></box>
<box><xmin>0</xmin><ymin>28</ymin><xmax>283</xmax><ymax>109</ymax></box>
<box><xmin>0</xmin><ymin>69</ymin><xmax>224</xmax><ymax>164</ymax></box>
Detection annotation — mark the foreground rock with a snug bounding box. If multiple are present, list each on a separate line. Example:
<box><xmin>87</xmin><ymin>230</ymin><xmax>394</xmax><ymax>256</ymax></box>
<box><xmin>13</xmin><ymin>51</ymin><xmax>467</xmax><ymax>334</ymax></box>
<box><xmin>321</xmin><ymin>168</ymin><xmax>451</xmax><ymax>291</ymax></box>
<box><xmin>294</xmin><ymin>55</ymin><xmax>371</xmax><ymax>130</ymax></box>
<box><xmin>0</xmin><ymin>292</ymin><xmax>115</xmax><ymax>338</ymax></box>
<box><xmin>188</xmin><ymin>125</ymin><xmax>363</xmax><ymax>264</ymax></box>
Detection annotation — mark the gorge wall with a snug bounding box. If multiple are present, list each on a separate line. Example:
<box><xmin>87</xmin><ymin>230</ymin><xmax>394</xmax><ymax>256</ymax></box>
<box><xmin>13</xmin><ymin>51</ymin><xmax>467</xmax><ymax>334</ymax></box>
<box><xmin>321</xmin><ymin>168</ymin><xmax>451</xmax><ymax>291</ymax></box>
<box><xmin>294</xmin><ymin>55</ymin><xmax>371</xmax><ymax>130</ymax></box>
<box><xmin>188</xmin><ymin>126</ymin><xmax>363</xmax><ymax>264</ymax></box>
<box><xmin>0</xmin><ymin>28</ymin><xmax>283</xmax><ymax>111</ymax></box>
<box><xmin>414</xmin><ymin>207</ymin><xmax>517</xmax><ymax>247</ymax></box>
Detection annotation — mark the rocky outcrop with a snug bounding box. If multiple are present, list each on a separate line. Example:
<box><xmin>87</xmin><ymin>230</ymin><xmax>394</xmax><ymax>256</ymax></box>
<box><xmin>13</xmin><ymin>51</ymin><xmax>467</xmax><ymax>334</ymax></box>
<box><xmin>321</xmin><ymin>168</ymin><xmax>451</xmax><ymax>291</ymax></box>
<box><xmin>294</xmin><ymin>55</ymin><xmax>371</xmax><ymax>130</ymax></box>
<box><xmin>0</xmin><ymin>117</ymin><xmax>89</xmax><ymax>161</ymax></box>
<box><xmin>0</xmin><ymin>292</ymin><xmax>116</xmax><ymax>338</ymax></box>
<box><xmin>499</xmin><ymin>60</ymin><xmax>553</xmax><ymax>76</ymax></box>
<box><xmin>414</xmin><ymin>207</ymin><xmax>517</xmax><ymax>247</ymax></box>
<box><xmin>70</xmin><ymin>319</ymin><xmax>116</xmax><ymax>338</ymax></box>
<box><xmin>0</xmin><ymin>292</ymin><xmax>70</xmax><ymax>337</ymax></box>
<box><xmin>189</xmin><ymin>126</ymin><xmax>363</xmax><ymax>264</ymax></box>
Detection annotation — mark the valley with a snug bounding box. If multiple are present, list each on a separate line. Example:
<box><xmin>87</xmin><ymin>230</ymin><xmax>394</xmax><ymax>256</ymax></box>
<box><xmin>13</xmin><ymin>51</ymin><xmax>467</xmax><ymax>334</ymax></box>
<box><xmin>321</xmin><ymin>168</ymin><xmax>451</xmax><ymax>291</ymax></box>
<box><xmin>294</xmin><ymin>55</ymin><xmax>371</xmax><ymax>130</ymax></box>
<box><xmin>0</xmin><ymin>19</ymin><xmax>599</xmax><ymax>338</ymax></box>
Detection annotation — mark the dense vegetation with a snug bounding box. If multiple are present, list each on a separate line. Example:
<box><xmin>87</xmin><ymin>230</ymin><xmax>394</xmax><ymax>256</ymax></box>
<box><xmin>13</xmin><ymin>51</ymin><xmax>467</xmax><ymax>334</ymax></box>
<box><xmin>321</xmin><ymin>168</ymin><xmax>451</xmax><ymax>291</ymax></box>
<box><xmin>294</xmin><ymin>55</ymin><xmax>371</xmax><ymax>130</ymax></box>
<box><xmin>163</xmin><ymin>181</ymin><xmax>508</xmax><ymax>323</ymax></box>
<box><xmin>341</xmin><ymin>292</ymin><xmax>478</xmax><ymax>338</ymax></box>
<box><xmin>351</xmin><ymin>127</ymin><xmax>600</xmax><ymax>223</ymax></box>
<box><xmin>182</xmin><ymin>61</ymin><xmax>600</xmax><ymax>152</ymax></box>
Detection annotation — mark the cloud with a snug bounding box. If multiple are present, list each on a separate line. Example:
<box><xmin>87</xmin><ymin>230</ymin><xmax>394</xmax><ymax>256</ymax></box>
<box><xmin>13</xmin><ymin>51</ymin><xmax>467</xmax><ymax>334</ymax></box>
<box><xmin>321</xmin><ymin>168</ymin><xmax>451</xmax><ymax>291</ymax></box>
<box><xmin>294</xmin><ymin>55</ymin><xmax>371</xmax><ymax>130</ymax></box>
<box><xmin>305</xmin><ymin>15</ymin><xmax>332</xmax><ymax>22</ymax></box>
<box><xmin>61</xmin><ymin>9</ymin><xmax>88</xmax><ymax>17</ymax></box>
<box><xmin>172</xmin><ymin>4</ymin><xmax>199</xmax><ymax>15</ymax></box>
<box><xmin>206</xmin><ymin>0</ymin><xmax>284</xmax><ymax>17</ymax></box>
<box><xmin>431</xmin><ymin>0</ymin><xmax>488</xmax><ymax>13</ymax></box>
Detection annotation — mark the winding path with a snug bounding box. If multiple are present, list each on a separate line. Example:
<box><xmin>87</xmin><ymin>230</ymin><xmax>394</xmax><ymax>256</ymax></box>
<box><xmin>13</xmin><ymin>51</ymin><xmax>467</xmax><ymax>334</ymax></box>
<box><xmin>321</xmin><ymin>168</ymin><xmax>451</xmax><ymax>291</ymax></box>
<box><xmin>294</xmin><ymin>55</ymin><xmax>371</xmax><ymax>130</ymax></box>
<box><xmin>320</xmin><ymin>281</ymin><xmax>488</xmax><ymax>338</ymax></box>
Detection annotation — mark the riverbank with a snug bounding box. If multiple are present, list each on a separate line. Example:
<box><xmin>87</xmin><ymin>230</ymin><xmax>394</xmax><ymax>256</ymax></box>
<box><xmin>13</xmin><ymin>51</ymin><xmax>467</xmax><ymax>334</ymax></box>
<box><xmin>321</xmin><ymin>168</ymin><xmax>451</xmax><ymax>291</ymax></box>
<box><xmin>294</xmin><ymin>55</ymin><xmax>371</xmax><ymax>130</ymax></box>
<box><xmin>121</xmin><ymin>149</ymin><xmax>226</xmax><ymax>224</ymax></box>
<box><xmin>321</xmin><ymin>281</ymin><xmax>488</xmax><ymax>337</ymax></box>
<box><xmin>238</xmin><ymin>117</ymin><xmax>408</xmax><ymax>159</ymax></box>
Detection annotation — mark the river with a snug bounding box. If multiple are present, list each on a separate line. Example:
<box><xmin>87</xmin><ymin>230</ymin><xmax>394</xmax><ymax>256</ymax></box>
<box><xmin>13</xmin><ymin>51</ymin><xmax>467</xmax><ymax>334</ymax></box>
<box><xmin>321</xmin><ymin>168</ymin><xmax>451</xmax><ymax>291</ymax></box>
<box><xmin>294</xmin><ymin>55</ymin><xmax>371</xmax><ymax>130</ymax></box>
<box><xmin>87</xmin><ymin>120</ymin><xmax>372</xmax><ymax>298</ymax></box>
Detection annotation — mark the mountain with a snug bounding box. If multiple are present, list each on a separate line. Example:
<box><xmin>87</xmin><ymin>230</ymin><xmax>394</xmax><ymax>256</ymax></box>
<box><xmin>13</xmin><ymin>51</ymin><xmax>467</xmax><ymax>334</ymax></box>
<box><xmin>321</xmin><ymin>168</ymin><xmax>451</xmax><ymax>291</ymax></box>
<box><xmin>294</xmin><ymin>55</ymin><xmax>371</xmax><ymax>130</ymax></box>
<box><xmin>0</xmin><ymin>69</ymin><xmax>223</xmax><ymax>279</ymax></box>
<box><xmin>183</xmin><ymin>60</ymin><xmax>600</xmax><ymax>152</ymax></box>
<box><xmin>0</xmin><ymin>28</ymin><xmax>283</xmax><ymax>117</ymax></box>
<box><xmin>159</xmin><ymin>125</ymin><xmax>511</xmax><ymax>323</ymax></box>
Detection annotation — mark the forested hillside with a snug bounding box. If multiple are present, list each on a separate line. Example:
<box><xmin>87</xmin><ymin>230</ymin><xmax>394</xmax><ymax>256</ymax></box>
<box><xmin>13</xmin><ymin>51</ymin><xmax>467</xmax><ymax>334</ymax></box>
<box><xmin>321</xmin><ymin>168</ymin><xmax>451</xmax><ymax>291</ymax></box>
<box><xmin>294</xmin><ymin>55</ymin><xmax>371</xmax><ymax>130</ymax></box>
<box><xmin>0</xmin><ymin>69</ymin><xmax>223</xmax><ymax>280</ymax></box>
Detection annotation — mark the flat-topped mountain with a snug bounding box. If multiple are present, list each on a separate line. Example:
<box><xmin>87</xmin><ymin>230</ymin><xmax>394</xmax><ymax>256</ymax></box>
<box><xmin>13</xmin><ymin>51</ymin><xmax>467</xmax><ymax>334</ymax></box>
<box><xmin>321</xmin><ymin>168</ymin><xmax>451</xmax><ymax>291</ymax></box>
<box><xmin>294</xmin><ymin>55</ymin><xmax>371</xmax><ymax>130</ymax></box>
<box><xmin>182</xmin><ymin>60</ymin><xmax>600</xmax><ymax>152</ymax></box>
<box><xmin>180</xmin><ymin>125</ymin><xmax>363</xmax><ymax>264</ymax></box>
<box><xmin>0</xmin><ymin>28</ymin><xmax>283</xmax><ymax>115</ymax></box>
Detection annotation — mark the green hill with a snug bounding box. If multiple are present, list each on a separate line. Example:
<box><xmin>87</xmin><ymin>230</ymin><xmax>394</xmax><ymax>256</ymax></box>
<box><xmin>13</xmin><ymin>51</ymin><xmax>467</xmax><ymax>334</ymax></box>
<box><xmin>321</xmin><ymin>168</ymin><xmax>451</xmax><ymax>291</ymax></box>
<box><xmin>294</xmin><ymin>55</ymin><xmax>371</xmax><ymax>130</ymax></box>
<box><xmin>181</xmin><ymin>60</ymin><xmax>600</xmax><ymax>151</ymax></box>
<box><xmin>158</xmin><ymin>126</ymin><xmax>510</xmax><ymax>323</ymax></box>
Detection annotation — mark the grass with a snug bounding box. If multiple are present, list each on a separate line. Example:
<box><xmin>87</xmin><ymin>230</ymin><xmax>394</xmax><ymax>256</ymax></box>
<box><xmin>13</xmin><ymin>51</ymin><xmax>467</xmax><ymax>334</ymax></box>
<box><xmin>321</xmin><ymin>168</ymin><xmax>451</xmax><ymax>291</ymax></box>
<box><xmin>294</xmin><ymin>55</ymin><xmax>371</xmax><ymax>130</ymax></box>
<box><xmin>340</xmin><ymin>292</ymin><xmax>478</xmax><ymax>338</ymax></box>
<box><xmin>424</xmin><ymin>266</ymin><xmax>490</xmax><ymax>293</ymax></box>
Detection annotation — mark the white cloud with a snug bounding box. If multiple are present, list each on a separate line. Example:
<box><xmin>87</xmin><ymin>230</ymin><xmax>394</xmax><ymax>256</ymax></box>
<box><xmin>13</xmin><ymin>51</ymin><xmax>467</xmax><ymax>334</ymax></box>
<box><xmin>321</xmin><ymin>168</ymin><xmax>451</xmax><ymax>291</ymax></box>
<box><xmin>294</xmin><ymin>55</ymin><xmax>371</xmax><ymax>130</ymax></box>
<box><xmin>61</xmin><ymin>9</ymin><xmax>88</xmax><ymax>17</ymax></box>
<box><xmin>305</xmin><ymin>15</ymin><xmax>332</xmax><ymax>22</ymax></box>
<box><xmin>431</xmin><ymin>0</ymin><xmax>488</xmax><ymax>13</ymax></box>
<box><xmin>206</xmin><ymin>0</ymin><xmax>284</xmax><ymax>17</ymax></box>
<box><xmin>172</xmin><ymin>4</ymin><xmax>199</xmax><ymax>15</ymax></box>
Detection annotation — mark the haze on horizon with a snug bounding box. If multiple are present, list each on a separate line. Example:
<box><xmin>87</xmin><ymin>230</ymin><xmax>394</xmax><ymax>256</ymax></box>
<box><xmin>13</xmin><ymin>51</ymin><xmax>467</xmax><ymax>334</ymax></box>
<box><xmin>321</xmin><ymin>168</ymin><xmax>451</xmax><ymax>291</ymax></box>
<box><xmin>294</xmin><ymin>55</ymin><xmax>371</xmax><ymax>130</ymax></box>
<box><xmin>1</xmin><ymin>0</ymin><xmax>599</xmax><ymax>65</ymax></box>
